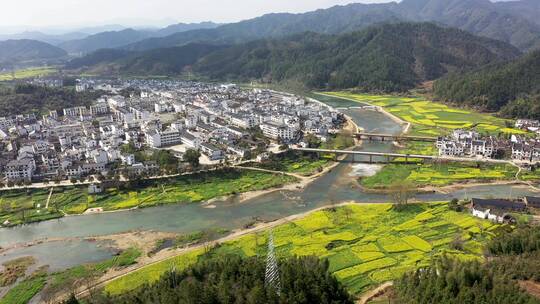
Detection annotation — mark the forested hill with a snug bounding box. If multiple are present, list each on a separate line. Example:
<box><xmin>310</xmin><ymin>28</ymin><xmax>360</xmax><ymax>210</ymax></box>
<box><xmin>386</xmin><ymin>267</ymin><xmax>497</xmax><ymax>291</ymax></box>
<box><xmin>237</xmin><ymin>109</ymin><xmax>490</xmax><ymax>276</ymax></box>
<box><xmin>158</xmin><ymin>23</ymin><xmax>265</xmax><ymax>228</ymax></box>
<box><xmin>67</xmin><ymin>43</ymin><xmax>227</xmax><ymax>76</ymax></box>
<box><xmin>58</xmin><ymin>29</ymin><xmax>154</xmax><ymax>54</ymax></box>
<box><xmin>122</xmin><ymin>0</ymin><xmax>540</xmax><ymax>52</ymax></box>
<box><xmin>0</xmin><ymin>39</ymin><xmax>67</xmax><ymax>62</ymax></box>
<box><xmin>193</xmin><ymin>23</ymin><xmax>521</xmax><ymax>92</ymax></box>
<box><xmin>434</xmin><ymin>50</ymin><xmax>540</xmax><ymax>115</ymax></box>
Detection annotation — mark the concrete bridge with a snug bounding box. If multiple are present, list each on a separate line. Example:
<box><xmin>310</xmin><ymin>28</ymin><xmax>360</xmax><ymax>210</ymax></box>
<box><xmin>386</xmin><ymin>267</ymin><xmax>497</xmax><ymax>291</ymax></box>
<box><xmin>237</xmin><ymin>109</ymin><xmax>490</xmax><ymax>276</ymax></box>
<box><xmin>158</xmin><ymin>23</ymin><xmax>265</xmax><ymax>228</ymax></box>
<box><xmin>335</xmin><ymin>106</ymin><xmax>378</xmax><ymax>110</ymax></box>
<box><xmin>354</xmin><ymin>132</ymin><xmax>437</xmax><ymax>142</ymax></box>
<box><xmin>292</xmin><ymin>147</ymin><xmax>513</xmax><ymax>165</ymax></box>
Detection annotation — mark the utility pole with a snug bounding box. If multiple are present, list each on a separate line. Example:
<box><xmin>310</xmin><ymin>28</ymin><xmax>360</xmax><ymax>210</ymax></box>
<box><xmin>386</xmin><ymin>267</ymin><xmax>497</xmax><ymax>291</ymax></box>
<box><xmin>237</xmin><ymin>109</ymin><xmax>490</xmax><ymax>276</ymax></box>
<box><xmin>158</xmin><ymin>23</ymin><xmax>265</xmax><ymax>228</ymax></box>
<box><xmin>265</xmin><ymin>231</ymin><xmax>281</xmax><ymax>295</ymax></box>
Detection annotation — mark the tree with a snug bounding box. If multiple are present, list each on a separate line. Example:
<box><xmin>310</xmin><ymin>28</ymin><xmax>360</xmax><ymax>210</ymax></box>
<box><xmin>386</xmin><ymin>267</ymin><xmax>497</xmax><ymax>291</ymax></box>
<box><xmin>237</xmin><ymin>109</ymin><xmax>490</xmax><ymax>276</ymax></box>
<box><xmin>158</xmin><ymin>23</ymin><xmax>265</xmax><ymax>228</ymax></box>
<box><xmin>449</xmin><ymin>198</ymin><xmax>463</xmax><ymax>212</ymax></box>
<box><xmin>183</xmin><ymin>149</ymin><xmax>201</xmax><ymax>168</ymax></box>
<box><xmin>304</xmin><ymin>133</ymin><xmax>321</xmax><ymax>148</ymax></box>
<box><xmin>388</xmin><ymin>181</ymin><xmax>415</xmax><ymax>210</ymax></box>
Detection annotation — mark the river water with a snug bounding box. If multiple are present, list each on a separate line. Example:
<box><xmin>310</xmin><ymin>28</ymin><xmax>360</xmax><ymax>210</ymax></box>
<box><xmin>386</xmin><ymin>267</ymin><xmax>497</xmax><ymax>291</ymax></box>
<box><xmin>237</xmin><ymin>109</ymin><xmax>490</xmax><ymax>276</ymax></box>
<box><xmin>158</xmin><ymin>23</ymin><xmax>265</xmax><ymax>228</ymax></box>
<box><xmin>1</xmin><ymin>101</ymin><xmax>538</xmax><ymax>270</ymax></box>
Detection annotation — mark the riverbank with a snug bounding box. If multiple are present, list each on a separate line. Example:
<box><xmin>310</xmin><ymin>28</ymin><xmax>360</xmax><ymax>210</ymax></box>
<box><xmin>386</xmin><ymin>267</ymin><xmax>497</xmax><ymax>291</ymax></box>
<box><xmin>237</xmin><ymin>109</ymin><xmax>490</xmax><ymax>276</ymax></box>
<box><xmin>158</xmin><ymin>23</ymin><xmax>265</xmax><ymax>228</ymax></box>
<box><xmin>0</xmin><ymin>169</ymin><xmax>297</xmax><ymax>228</ymax></box>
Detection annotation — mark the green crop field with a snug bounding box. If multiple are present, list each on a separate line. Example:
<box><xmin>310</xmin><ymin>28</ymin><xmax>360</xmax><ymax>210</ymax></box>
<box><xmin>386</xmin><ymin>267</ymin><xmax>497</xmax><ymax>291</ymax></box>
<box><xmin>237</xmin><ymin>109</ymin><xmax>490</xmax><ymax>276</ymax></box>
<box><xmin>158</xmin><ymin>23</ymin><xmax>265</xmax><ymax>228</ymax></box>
<box><xmin>0</xmin><ymin>67</ymin><xmax>57</xmax><ymax>81</ymax></box>
<box><xmin>104</xmin><ymin>203</ymin><xmax>503</xmax><ymax>296</ymax></box>
<box><xmin>313</xmin><ymin>92</ymin><xmax>537</xmax><ymax>188</ymax></box>
<box><xmin>361</xmin><ymin>162</ymin><xmax>518</xmax><ymax>189</ymax></box>
<box><xmin>321</xmin><ymin>92</ymin><xmax>526</xmax><ymax>136</ymax></box>
<box><xmin>0</xmin><ymin>169</ymin><xmax>297</xmax><ymax>226</ymax></box>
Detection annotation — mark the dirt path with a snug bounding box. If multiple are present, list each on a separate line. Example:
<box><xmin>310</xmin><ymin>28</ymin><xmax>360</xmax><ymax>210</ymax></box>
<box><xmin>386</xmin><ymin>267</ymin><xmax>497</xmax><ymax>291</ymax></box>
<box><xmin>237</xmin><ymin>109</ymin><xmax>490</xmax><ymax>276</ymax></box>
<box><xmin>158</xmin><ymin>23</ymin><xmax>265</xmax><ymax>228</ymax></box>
<box><xmin>357</xmin><ymin>282</ymin><xmax>394</xmax><ymax>304</ymax></box>
<box><xmin>519</xmin><ymin>280</ymin><xmax>540</xmax><ymax>299</ymax></box>
<box><xmin>45</xmin><ymin>187</ymin><xmax>53</xmax><ymax>209</ymax></box>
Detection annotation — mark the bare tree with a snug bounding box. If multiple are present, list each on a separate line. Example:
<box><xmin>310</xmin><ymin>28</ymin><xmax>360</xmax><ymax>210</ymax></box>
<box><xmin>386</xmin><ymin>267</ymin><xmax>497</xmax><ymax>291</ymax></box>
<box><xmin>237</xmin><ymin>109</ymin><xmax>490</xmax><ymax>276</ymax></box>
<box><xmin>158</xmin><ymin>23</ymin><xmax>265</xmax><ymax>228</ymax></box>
<box><xmin>388</xmin><ymin>181</ymin><xmax>416</xmax><ymax>211</ymax></box>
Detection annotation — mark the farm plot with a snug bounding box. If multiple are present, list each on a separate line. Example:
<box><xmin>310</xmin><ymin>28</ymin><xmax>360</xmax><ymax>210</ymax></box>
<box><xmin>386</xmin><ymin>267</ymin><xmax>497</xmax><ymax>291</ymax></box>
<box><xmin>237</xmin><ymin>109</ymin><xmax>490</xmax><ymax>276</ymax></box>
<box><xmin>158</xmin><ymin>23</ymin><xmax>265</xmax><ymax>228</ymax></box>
<box><xmin>105</xmin><ymin>203</ymin><xmax>502</xmax><ymax>296</ymax></box>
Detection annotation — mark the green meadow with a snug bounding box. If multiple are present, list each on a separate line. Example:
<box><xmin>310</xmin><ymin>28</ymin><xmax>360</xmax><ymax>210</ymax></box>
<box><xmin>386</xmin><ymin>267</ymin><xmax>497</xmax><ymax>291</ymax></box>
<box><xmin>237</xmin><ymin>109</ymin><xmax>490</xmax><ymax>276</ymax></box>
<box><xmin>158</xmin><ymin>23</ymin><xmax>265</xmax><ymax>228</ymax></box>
<box><xmin>0</xmin><ymin>67</ymin><xmax>58</xmax><ymax>81</ymax></box>
<box><xmin>0</xmin><ymin>169</ymin><xmax>297</xmax><ymax>226</ymax></box>
<box><xmin>317</xmin><ymin>92</ymin><xmax>536</xmax><ymax>188</ymax></box>
<box><xmin>104</xmin><ymin>203</ymin><xmax>502</xmax><ymax>297</ymax></box>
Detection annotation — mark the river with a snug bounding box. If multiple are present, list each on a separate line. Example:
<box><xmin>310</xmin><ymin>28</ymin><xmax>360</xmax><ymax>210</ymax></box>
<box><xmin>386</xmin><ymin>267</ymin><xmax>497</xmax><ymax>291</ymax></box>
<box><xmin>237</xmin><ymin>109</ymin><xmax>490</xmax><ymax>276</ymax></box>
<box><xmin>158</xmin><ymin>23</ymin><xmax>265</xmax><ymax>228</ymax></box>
<box><xmin>1</xmin><ymin>97</ymin><xmax>538</xmax><ymax>270</ymax></box>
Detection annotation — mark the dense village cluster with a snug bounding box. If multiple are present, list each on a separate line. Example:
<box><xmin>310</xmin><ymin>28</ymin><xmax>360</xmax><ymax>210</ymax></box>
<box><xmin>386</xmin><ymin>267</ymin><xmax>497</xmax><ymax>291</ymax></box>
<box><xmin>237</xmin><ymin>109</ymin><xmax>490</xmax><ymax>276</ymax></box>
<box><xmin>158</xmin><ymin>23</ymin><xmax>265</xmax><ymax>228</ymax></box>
<box><xmin>436</xmin><ymin>120</ymin><xmax>540</xmax><ymax>162</ymax></box>
<box><xmin>0</xmin><ymin>79</ymin><xmax>344</xmax><ymax>185</ymax></box>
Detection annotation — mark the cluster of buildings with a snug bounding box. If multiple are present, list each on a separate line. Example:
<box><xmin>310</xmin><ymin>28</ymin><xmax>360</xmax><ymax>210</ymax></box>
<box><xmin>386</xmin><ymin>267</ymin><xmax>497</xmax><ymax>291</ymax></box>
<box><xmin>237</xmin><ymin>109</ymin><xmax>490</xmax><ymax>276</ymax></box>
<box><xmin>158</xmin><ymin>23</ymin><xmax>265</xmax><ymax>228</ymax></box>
<box><xmin>470</xmin><ymin>197</ymin><xmax>540</xmax><ymax>223</ymax></box>
<box><xmin>0</xmin><ymin>79</ymin><xmax>343</xmax><ymax>183</ymax></box>
<box><xmin>436</xmin><ymin>130</ymin><xmax>496</xmax><ymax>158</ymax></box>
<box><xmin>436</xmin><ymin>126</ymin><xmax>540</xmax><ymax>162</ymax></box>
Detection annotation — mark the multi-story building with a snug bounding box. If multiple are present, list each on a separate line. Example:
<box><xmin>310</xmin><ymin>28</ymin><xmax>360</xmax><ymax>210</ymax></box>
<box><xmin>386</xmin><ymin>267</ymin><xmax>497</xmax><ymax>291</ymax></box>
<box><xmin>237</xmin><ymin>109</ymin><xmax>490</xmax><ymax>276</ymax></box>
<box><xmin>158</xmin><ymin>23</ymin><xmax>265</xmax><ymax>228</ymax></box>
<box><xmin>260</xmin><ymin>122</ymin><xmax>296</xmax><ymax>141</ymax></box>
<box><xmin>180</xmin><ymin>131</ymin><xmax>201</xmax><ymax>149</ymax></box>
<box><xmin>89</xmin><ymin>104</ymin><xmax>110</xmax><ymax>116</ymax></box>
<box><xmin>146</xmin><ymin>129</ymin><xmax>182</xmax><ymax>148</ymax></box>
<box><xmin>4</xmin><ymin>158</ymin><xmax>36</xmax><ymax>181</ymax></box>
<box><xmin>63</xmin><ymin>107</ymin><xmax>88</xmax><ymax>117</ymax></box>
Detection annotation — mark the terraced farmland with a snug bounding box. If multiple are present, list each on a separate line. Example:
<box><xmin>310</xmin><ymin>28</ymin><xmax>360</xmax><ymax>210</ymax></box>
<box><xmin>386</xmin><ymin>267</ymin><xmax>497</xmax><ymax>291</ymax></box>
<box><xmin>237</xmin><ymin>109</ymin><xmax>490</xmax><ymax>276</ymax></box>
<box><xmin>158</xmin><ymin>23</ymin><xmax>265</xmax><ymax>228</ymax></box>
<box><xmin>105</xmin><ymin>203</ymin><xmax>503</xmax><ymax>296</ymax></box>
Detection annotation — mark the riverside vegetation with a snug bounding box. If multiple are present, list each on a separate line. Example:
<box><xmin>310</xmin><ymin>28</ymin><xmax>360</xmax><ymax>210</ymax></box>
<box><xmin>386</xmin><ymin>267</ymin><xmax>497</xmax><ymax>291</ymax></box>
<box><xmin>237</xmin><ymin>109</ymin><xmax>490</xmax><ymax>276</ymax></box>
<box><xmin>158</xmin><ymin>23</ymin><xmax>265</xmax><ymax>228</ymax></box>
<box><xmin>0</xmin><ymin>248</ymin><xmax>141</xmax><ymax>304</ymax></box>
<box><xmin>0</xmin><ymin>169</ymin><xmax>297</xmax><ymax>226</ymax></box>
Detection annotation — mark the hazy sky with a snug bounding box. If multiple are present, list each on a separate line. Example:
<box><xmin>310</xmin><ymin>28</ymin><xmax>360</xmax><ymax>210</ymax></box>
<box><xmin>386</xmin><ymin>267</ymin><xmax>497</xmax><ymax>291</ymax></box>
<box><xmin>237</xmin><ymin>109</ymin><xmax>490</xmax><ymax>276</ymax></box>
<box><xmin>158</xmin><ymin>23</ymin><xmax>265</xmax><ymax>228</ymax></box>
<box><xmin>0</xmin><ymin>0</ymin><xmax>394</xmax><ymax>30</ymax></box>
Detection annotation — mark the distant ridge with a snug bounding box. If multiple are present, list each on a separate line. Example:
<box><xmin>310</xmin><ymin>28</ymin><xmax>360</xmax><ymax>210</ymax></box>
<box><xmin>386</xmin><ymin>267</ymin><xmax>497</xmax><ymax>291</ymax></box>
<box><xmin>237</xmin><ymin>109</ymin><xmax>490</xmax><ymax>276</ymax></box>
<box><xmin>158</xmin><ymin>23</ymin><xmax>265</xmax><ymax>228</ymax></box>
<box><xmin>57</xmin><ymin>22</ymin><xmax>221</xmax><ymax>54</ymax></box>
<box><xmin>122</xmin><ymin>0</ymin><xmax>540</xmax><ymax>52</ymax></box>
<box><xmin>0</xmin><ymin>39</ymin><xmax>67</xmax><ymax>62</ymax></box>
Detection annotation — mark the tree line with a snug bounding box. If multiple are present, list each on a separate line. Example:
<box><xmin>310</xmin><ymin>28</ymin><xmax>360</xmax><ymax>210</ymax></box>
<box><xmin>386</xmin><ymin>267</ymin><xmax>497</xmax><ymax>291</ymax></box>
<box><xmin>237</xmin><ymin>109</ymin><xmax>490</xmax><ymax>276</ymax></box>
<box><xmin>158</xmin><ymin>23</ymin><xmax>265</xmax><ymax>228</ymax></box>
<box><xmin>0</xmin><ymin>83</ymin><xmax>104</xmax><ymax>116</ymax></box>
<box><xmin>64</xmin><ymin>255</ymin><xmax>354</xmax><ymax>304</ymax></box>
<box><xmin>394</xmin><ymin>225</ymin><xmax>540</xmax><ymax>304</ymax></box>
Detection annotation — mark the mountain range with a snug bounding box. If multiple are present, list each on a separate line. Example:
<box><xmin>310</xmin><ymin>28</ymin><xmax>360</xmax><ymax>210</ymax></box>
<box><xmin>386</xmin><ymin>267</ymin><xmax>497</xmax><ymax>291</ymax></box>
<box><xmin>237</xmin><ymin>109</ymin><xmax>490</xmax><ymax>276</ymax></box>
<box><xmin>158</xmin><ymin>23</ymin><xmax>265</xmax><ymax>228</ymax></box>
<box><xmin>57</xmin><ymin>22</ymin><xmax>221</xmax><ymax>54</ymax></box>
<box><xmin>120</xmin><ymin>0</ymin><xmax>540</xmax><ymax>52</ymax></box>
<box><xmin>0</xmin><ymin>22</ymin><xmax>221</xmax><ymax>55</ymax></box>
<box><xmin>69</xmin><ymin>23</ymin><xmax>521</xmax><ymax>92</ymax></box>
<box><xmin>2</xmin><ymin>0</ymin><xmax>539</xmax><ymax>59</ymax></box>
